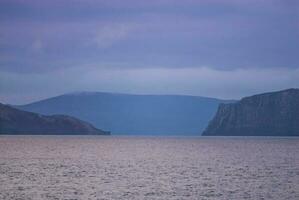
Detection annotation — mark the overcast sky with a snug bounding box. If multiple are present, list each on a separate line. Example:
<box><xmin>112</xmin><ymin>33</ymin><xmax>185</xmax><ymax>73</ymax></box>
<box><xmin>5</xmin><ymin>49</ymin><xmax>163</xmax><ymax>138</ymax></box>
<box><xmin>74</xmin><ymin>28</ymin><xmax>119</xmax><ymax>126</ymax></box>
<box><xmin>0</xmin><ymin>0</ymin><xmax>298</xmax><ymax>104</ymax></box>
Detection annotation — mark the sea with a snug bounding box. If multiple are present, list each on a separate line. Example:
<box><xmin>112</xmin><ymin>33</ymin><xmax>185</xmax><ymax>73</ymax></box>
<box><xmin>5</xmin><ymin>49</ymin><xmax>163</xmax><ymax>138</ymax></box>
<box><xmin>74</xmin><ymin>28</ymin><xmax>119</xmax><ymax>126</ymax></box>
<box><xmin>0</xmin><ymin>136</ymin><xmax>298</xmax><ymax>200</ymax></box>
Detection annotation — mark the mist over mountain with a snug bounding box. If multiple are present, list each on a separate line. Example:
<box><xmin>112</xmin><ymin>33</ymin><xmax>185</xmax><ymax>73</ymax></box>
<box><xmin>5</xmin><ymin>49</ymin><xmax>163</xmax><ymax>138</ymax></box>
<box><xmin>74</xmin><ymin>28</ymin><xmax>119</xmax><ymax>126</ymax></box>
<box><xmin>203</xmin><ymin>89</ymin><xmax>299</xmax><ymax>136</ymax></box>
<box><xmin>17</xmin><ymin>92</ymin><xmax>232</xmax><ymax>135</ymax></box>
<box><xmin>0</xmin><ymin>103</ymin><xmax>109</xmax><ymax>135</ymax></box>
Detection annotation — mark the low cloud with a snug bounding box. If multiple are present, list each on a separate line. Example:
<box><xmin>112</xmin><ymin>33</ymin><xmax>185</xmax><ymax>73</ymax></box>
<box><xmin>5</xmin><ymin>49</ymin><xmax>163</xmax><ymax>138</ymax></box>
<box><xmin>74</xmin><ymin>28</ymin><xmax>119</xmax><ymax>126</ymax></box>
<box><xmin>0</xmin><ymin>0</ymin><xmax>298</xmax><ymax>104</ymax></box>
<box><xmin>1</xmin><ymin>66</ymin><xmax>298</xmax><ymax>104</ymax></box>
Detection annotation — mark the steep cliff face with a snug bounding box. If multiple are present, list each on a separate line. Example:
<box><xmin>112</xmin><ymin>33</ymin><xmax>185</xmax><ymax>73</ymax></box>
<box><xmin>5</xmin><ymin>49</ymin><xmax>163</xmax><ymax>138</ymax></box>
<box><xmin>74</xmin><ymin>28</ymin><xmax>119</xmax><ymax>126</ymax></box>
<box><xmin>202</xmin><ymin>89</ymin><xmax>299</xmax><ymax>136</ymax></box>
<box><xmin>0</xmin><ymin>103</ymin><xmax>110</xmax><ymax>135</ymax></box>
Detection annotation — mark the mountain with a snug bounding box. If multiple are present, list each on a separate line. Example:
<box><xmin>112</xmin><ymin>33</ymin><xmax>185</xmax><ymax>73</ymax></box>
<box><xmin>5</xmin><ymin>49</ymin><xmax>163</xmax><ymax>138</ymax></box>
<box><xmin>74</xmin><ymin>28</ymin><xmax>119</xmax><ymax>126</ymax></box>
<box><xmin>17</xmin><ymin>92</ymin><xmax>232</xmax><ymax>135</ymax></box>
<box><xmin>0</xmin><ymin>103</ymin><xmax>110</xmax><ymax>135</ymax></box>
<box><xmin>202</xmin><ymin>88</ymin><xmax>299</xmax><ymax>136</ymax></box>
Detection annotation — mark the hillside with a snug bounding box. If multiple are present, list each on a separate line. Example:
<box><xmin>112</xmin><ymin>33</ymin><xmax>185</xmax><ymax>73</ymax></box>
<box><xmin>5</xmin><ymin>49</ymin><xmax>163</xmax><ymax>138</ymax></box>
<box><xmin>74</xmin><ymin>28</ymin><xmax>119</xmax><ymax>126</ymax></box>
<box><xmin>0</xmin><ymin>103</ymin><xmax>109</xmax><ymax>135</ymax></box>
<box><xmin>18</xmin><ymin>92</ymin><xmax>231</xmax><ymax>135</ymax></box>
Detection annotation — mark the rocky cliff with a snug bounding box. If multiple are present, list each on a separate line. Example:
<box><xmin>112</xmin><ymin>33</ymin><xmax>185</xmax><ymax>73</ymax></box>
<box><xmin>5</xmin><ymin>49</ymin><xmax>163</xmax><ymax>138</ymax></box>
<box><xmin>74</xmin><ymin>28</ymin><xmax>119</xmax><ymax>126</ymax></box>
<box><xmin>202</xmin><ymin>89</ymin><xmax>299</xmax><ymax>136</ymax></box>
<box><xmin>0</xmin><ymin>103</ymin><xmax>110</xmax><ymax>135</ymax></box>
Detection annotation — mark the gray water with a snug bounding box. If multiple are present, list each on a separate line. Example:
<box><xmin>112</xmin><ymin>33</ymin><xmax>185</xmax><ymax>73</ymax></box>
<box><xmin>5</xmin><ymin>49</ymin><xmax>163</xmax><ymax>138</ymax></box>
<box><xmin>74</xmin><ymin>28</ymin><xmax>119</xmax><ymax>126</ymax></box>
<box><xmin>0</xmin><ymin>136</ymin><xmax>298</xmax><ymax>200</ymax></box>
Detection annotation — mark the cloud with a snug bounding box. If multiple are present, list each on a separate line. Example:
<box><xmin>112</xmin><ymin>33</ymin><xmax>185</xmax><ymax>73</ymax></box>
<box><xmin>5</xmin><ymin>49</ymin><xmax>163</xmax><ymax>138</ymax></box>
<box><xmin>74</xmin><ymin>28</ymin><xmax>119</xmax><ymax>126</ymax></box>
<box><xmin>1</xmin><ymin>66</ymin><xmax>299</xmax><ymax>104</ymax></box>
<box><xmin>0</xmin><ymin>0</ymin><xmax>298</xmax><ymax>73</ymax></box>
<box><xmin>0</xmin><ymin>0</ymin><xmax>298</xmax><ymax>104</ymax></box>
<box><xmin>31</xmin><ymin>39</ymin><xmax>43</xmax><ymax>51</ymax></box>
<box><xmin>92</xmin><ymin>24</ymin><xmax>132</xmax><ymax>48</ymax></box>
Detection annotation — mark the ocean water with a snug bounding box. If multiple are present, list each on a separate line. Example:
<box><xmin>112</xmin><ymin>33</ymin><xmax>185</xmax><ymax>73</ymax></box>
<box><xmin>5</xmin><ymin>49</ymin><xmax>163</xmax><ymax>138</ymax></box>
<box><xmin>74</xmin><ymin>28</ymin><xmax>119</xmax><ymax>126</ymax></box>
<box><xmin>0</xmin><ymin>136</ymin><xmax>298</xmax><ymax>200</ymax></box>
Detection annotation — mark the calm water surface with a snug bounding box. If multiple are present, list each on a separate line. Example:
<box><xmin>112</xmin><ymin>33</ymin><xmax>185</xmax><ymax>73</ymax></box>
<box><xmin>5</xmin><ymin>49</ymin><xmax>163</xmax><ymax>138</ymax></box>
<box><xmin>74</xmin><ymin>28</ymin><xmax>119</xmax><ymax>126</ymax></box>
<box><xmin>0</xmin><ymin>136</ymin><xmax>298</xmax><ymax>200</ymax></box>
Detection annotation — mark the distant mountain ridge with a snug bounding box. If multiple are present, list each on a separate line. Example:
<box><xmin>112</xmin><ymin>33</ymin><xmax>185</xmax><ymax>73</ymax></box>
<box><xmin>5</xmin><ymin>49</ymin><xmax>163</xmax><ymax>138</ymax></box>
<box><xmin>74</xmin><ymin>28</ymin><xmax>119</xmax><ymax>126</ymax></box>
<box><xmin>202</xmin><ymin>88</ymin><xmax>299</xmax><ymax>136</ymax></box>
<box><xmin>17</xmin><ymin>92</ymin><xmax>232</xmax><ymax>135</ymax></box>
<box><xmin>0</xmin><ymin>103</ymin><xmax>109</xmax><ymax>135</ymax></box>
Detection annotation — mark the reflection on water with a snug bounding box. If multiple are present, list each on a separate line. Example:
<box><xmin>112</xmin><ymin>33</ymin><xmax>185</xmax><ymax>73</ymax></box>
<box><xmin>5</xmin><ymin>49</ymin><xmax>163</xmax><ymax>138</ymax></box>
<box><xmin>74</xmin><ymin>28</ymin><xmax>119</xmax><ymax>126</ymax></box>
<box><xmin>0</xmin><ymin>136</ymin><xmax>298</xmax><ymax>199</ymax></box>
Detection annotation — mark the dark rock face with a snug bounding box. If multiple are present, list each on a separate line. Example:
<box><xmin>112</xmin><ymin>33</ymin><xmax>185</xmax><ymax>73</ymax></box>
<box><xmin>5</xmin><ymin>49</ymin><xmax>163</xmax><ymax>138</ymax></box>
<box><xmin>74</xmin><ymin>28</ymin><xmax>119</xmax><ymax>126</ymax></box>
<box><xmin>0</xmin><ymin>103</ymin><xmax>110</xmax><ymax>135</ymax></box>
<box><xmin>202</xmin><ymin>89</ymin><xmax>299</xmax><ymax>136</ymax></box>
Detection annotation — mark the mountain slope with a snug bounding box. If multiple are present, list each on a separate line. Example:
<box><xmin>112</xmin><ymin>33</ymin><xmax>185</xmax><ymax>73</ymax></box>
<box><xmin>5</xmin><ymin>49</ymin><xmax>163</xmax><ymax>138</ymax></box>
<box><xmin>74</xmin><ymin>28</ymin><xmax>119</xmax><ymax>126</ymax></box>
<box><xmin>18</xmin><ymin>92</ymin><xmax>231</xmax><ymax>135</ymax></box>
<box><xmin>0</xmin><ymin>103</ymin><xmax>109</xmax><ymax>135</ymax></box>
<box><xmin>202</xmin><ymin>89</ymin><xmax>299</xmax><ymax>136</ymax></box>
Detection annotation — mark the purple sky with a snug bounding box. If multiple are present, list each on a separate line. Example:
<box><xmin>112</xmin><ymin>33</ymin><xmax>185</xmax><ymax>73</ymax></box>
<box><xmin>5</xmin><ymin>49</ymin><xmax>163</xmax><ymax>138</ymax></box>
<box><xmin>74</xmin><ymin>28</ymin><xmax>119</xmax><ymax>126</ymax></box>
<box><xmin>0</xmin><ymin>0</ymin><xmax>299</xmax><ymax>104</ymax></box>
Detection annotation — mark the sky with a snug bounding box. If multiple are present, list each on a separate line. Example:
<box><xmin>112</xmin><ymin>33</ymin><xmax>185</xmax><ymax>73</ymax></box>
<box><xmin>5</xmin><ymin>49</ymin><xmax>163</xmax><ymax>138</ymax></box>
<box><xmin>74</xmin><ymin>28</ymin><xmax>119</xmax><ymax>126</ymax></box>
<box><xmin>0</xmin><ymin>0</ymin><xmax>298</xmax><ymax>104</ymax></box>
